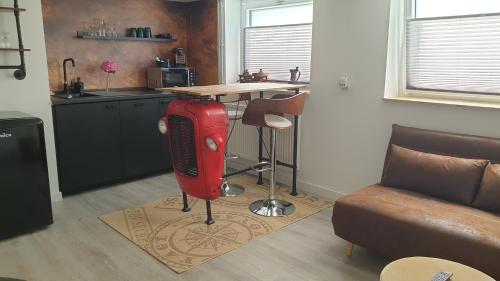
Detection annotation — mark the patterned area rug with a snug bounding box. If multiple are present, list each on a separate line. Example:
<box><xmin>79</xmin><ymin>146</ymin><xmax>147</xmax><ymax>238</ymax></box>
<box><xmin>99</xmin><ymin>175</ymin><xmax>332</xmax><ymax>273</ymax></box>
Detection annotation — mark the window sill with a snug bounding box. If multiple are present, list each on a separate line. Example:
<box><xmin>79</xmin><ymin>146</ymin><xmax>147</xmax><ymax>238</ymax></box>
<box><xmin>384</xmin><ymin>93</ymin><xmax>500</xmax><ymax>110</ymax></box>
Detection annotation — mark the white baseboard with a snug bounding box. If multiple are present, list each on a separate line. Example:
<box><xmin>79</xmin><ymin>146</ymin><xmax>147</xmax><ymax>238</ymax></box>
<box><xmin>297</xmin><ymin>178</ymin><xmax>345</xmax><ymax>201</ymax></box>
<box><xmin>227</xmin><ymin>158</ymin><xmax>345</xmax><ymax>202</ymax></box>
<box><xmin>51</xmin><ymin>192</ymin><xmax>63</xmax><ymax>202</ymax></box>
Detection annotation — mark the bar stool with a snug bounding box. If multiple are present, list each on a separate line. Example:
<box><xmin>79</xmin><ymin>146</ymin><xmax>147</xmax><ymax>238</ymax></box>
<box><xmin>242</xmin><ymin>92</ymin><xmax>307</xmax><ymax>216</ymax></box>
<box><xmin>221</xmin><ymin>93</ymin><xmax>251</xmax><ymax>197</ymax></box>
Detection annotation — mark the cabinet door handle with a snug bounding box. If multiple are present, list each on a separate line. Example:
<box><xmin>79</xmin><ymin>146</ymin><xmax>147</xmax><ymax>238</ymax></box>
<box><xmin>160</xmin><ymin>101</ymin><xmax>170</xmax><ymax>105</ymax></box>
<box><xmin>134</xmin><ymin>102</ymin><xmax>144</xmax><ymax>107</ymax></box>
<box><xmin>104</xmin><ymin>105</ymin><xmax>116</xmax><ymax>110</ymax></box>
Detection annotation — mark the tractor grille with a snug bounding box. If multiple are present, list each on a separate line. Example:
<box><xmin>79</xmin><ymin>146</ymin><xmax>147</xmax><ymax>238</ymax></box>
<box><xmin>168</xmin><ymin>115</ymin><xmax>198</xmax><ymax>177</ymax></box>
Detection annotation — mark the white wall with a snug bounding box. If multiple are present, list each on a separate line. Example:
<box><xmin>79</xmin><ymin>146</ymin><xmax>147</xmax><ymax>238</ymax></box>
<box><xmin>299</xmin><ymin>0</ymin><xmax>500</xmax><ymax>199</ymax></box>
<box><xmin>222</xmin><ymin>0</ymin><xmax>242</xmax><ymax>83</ymax></box>
<box><xmin>0</xmin><ymin>0</ymin><xmax>61</xmax><ymax>201</ymax></box>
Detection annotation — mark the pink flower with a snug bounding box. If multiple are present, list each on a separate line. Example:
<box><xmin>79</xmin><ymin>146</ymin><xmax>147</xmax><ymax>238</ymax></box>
<box><xmin>101</xmin><ymin>60</ymin><xmax>118</xmax><ymax>74</ymax></box>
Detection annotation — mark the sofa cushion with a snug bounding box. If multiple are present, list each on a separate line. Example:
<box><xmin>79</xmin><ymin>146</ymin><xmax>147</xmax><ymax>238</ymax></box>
<box><xmin>474</xmin><ymin>163</ymin><xmax>500</xmax><ymax>213</ymax></box>
<box><xmin>332</xmin><ymin>185</ymin><xmax>500</xmax><ymax>280</ymax></box>
<box><xmin>381</xmin><ymin>145</ymin><xmax>488</xmax><ymax>205</ymax></box>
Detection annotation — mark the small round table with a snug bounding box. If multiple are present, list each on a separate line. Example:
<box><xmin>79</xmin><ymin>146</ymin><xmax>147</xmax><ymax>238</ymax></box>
<box><xmin>380</xmin><ymin>257</ymin><xmax>494</xmax><ymax>281</ymax></box>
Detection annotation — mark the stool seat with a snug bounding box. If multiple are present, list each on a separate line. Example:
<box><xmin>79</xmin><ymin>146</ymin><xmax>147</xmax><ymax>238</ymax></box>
<box><xmin>264</xmin><ymin>114</ymin><xmax>292</xmax><ymax>130</ymax></box>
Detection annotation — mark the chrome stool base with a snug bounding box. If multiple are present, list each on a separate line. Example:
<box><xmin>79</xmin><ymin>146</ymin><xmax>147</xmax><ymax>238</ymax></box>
<box><xmin>221</xmin><ymin>182</ymin><xmax>245</xmax><ymax>197</ymax></box>
<box><xmin>249</xmin><ymin>199</ymin><xmax>295</xmax><ymax>217</ymax></box>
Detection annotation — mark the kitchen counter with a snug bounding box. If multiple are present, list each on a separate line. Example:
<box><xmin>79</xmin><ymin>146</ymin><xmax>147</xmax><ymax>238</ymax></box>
<box><xmin>51</xmin><ymin>89</ymin><xmax>175</xmax><ymax>105</ymax></box>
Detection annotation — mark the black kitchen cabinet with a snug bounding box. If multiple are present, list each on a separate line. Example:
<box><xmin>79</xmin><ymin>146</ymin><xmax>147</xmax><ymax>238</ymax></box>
<box><xmin>121</xmin><ymin>99</ymin><xmax>162</xmax><ymax>178</ymax></box>
<box><xmin>53</xmin><ymin>95</ymin><xmax>175</xmax><ymax>194</ymax></box>
<box><xmin>53</xmin><ymin>101</ymin><xmax>122</xmax><ymax>193</ymax></box>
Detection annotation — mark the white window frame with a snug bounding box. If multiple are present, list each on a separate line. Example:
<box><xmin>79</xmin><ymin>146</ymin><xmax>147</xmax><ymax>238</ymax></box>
<box><xmin>384</xmin><ymin>0</ymin><xmax>500</xmax><ymax>106</ymax></box>
<box><xmin>242</xmin><ymin>0</ymin><xmax>313</xmax><ymax>27</ymax></box>
<box><xmin>240</xmin><ymin>0</ymin><xmax>313</xmax><ymax>82</ymax></box>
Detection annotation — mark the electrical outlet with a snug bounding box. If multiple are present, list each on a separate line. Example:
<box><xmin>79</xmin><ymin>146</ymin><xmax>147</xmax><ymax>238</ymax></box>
<box><xmin>338</xmin><ymin>76</ymin><xmax>350</xmax><ymax>89</ymax></box>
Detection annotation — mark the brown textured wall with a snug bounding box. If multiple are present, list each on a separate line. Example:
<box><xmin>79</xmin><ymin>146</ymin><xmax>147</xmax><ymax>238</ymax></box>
<box><xmin>42</xmin><ymin>0</ymin><xmax>218</xmax><ymax>91</ymax></box>
<box><xmin>187</xmin><ymin>0</ymin><xmax>219</xmax><ymax>86</ymax></box>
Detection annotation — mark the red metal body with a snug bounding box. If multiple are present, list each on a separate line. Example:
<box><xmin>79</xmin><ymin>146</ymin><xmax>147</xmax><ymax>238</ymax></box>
<box><xmin>165</xmin><ymin>99</ymin><xmax>228</xmax><ymax>201</ymax></box>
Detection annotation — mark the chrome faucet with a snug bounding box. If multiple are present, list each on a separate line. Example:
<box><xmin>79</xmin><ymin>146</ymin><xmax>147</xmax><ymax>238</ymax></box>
<box><xmin>63</xmin><ymin>58</ymin><xmax>75</xmax><ymax>95</ymax></box>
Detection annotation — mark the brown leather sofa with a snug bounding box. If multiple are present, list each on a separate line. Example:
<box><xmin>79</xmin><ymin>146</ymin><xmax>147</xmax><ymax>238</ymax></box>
<box><xmin>332</xmin><ymin>125</ymin><xmax>500</xmax><ymax>279</ymax></box>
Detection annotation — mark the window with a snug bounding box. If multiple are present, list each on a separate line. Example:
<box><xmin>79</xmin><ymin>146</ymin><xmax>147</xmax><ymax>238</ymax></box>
<box><xmin>385</xmin><ymin>0</ymin><xmax>500</xmax><ymax>98</ymax></box>
<box><xmin>249</xmin><ymin>4</ymin><xmax>313</xmax><ymax>27</ymax></box>
<box><xmin>244</xmin><ymin>2</ymin><xmax>313</xmax><ymax>82</ymax></box>
<box><xmin>414</xmin><ymin>0</ymin><xmax>500</xmax><ymax>18</ymax></box>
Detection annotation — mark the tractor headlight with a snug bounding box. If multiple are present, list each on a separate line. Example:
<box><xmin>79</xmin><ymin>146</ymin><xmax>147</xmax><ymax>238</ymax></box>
<box><xmin>206</xmin><ymin>137</ymin><xmax>218</xmax><ymax>152</ymax></box>
<box><xmin>158</xmin><ymin>118</ymin><xmax>167</xmax><ymax>135</ymax></box>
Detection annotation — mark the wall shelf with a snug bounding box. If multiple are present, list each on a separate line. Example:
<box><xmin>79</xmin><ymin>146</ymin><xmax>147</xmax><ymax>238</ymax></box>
<box><xmin>0</xmin><ymin>0</ymin><xmax>28</xmax><ymax>80</ymax></box>
<box><xmin>0</xmin><ymin>48</ymin><xmax>31</xmax><ymax>52</ymax></box>
<box><xmin>0</xmin><ymin>7</ymin><xmax>26</xmax><ymax>12</ymax></box>
<box><xmin>76</xmin><ymin>34</ymin><xmax>177</xmax><ymax>43</ymax></box>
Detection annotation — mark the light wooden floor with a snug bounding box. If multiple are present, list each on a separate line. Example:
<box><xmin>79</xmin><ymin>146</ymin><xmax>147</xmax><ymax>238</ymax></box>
<box><xmin>0</xmin><ymin>173</ymin><xmax>389</xmax><ymax>281</ymax></box>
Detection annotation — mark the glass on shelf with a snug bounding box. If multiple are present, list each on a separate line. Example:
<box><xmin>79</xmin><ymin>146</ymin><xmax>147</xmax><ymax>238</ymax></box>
<box><xmin>91</xmin><ymin>18</ymin><xmax>101</xmax><ymax>36</ymax></box>
<box><xmin>105</xmin><ymin>24</ymin><xmax>118</xmax><ymax>38</ymax></box>
<box><xmin>87</xmin><ymin>19</ymin><xmax>97</xmax><ymax>36</ymax></box>
<box><xmin>0</xmin><ymin>32</ymin><xmax>11</xmax><ymax>48</ymax></box>
<box><xmin>111</xmin><ymin>24</ymin><xmax>118</xmax><ymax>38</ymax></box>
<box><xmin>79</xmin><ymin>21</ymin><xmax>89</xmax><ymax>36</ymax></box>
<box><xmin>79</xmin><ymin>20</ymin><xmax>119</xmax><ymax>38</ymax></box>
<box><xmin>98</xmin><ymin>19</ymin><xmax>106</xmax><ymax>37</ymax></box>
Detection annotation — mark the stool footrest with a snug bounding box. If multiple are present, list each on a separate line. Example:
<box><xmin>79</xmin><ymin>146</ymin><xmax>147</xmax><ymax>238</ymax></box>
<box><xmin>252</xmin><ymin>161</ymin><xmax>271</xmax><ymax>173</ymax></box>
<box><xmin>223</xmin><ymin>161</ymin><xmax>270</xmax><ymax>179</ymax></box>
<box><xmin>225</xmin><ymin>154</ymin><xmax>239</xmax><ymax>160</ymax></box>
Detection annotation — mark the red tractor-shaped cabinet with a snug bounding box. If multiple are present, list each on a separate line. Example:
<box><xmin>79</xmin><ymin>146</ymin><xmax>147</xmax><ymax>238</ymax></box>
<box><xmin>159</xmin><ymin>98</ymin><xmax>228</xmax><ymax>225</ymax></box>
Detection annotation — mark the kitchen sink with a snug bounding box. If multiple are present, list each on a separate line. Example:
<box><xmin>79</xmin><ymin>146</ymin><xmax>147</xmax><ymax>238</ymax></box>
<box><xmin>79</xmin><ymin>93</ymin><xmax>99</xmax><ymax>98</ymax></box>
<box><xmin>54</xmin><ymin>92</ymin><xmax>100</xmax><ymax>99</ymax></box>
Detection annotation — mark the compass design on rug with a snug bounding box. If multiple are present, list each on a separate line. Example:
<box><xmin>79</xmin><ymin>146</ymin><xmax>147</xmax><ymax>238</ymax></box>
<box><xmin>146</xmin><ymin>211</ymin><xmax>273</xmax><ymax>272</ymax></box>
<box><xmin>154</xmin><ymin>196</ymin><xmax>198</xmax><ymax>210</ymax></box>
<box><xmin>182</xmin><ymin>223</ymin><xmax>241</xmax><ymax>252</ymax></box>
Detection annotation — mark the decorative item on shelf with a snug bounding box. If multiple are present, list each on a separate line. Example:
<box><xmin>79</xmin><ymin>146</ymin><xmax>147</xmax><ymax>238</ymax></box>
<box><xmin>101</xmin><ymin>60</ymin><xmax>118</xmax><ymax>93</ymax></box>
<box><xmin>154</xmin><ymin>56</ymin><xmax>171</xmax><ymax>68</ymax></box>
<box><xmin>252</xmin><ymin>69</ymin><xmax>269</xmax><ymax>82</ymax></box>
<box><xmin>175</xmin><ymin>48</ymin><xmax>186</xmax><ymax>67</ymax></box>
<box><xmin>238</xmin><ymin>69</ymin><xmax>254</xmax><ymax>83</ymax></box>
<box><xmin>289</xmin><ymin>66</ymin><xmax>301</xmax><ymax>84</ymax></box>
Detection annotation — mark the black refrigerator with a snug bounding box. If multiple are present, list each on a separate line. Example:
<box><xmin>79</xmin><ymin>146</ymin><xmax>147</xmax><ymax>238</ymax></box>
<box><xmin>0</xmin><ymin>111</ymin><xmax>53</xmax><ymax>240</ymax></box>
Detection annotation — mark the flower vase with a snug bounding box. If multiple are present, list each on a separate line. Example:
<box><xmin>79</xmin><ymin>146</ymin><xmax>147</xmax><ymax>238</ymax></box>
<box><xmin>106</xmin><ymin>72</ymin><xmax>110</xmax><ymax>93</ymax></box>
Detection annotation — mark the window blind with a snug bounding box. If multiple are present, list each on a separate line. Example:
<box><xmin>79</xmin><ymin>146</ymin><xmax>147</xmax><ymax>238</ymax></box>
<box><xmin>244</xmin><ymin>23</ymin><xmax>312</xmax><ymax>82</ymax></box>
<box><xmin>407</xmin><ymin>14</ymin><xmax>500</xmax><ymax>95</ymax></box>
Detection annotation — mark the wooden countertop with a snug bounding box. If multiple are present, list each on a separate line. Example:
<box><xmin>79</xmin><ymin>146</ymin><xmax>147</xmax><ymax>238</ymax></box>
<box><xmin>157</xmin><ymin>82</ymin><xmax>308</xmax><ymax>97</ymax></box>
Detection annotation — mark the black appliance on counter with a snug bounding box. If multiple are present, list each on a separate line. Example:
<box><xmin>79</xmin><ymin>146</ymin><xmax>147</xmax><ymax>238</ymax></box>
<box><xmin>147</xmin><ymin>67</ymin><xmax>196</xmax><ymax>88</ymax></box>
<box><xmin>0</xmin><ymin>111</ymin><xmax>53</xmax><ymax>240</ymax></box>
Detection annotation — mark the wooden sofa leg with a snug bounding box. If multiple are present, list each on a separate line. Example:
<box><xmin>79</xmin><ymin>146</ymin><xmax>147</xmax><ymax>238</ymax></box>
<box><xmin>346</xmin><ymin>243</ymin><xmax>354</xmax><ymax>257</ymax></box>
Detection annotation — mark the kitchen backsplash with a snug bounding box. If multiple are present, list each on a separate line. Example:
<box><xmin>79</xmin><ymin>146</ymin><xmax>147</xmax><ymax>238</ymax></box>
<box><xmin>41</xmin><ymin>0</ymin><xmax>218</xmax><ymax>91</ymax></box>
<box><xmin>187</xmin><ymin>0</ymin><xmax>219</xmax><ymax>86</ymax></box>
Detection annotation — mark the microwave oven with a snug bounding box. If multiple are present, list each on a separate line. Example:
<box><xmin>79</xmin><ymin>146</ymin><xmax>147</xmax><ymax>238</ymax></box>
<box><xmin>147</xmin><ymin>67</ymin><xmax>196</xmax><ymax>89</ymax></box>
